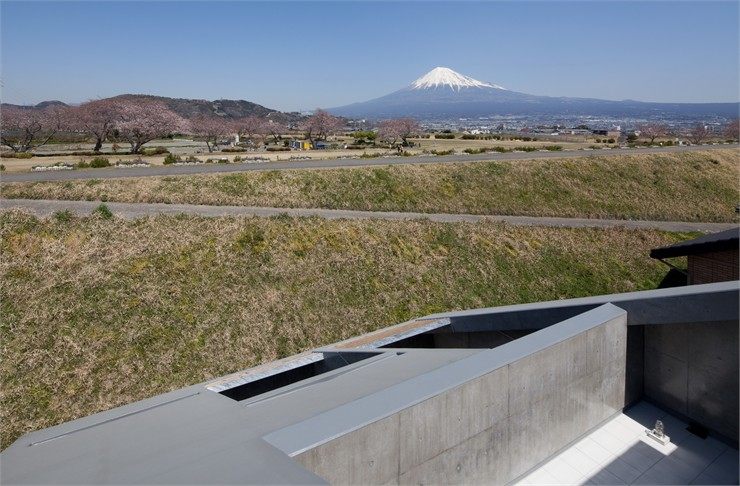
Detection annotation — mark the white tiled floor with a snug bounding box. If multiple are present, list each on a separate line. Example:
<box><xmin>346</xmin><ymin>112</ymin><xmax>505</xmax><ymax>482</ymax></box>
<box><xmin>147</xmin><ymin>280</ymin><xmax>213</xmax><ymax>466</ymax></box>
<box><xmin>514</xmin><ymin>402</ymin><xmax>739</xmax><ymax>485</ymax></box>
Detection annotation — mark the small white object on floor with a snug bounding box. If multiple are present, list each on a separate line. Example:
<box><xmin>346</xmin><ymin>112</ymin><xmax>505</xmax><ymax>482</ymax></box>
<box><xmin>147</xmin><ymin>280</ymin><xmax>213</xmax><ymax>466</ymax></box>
<box><xmin>646</xmin><ymin>419</ymin><xmax>670</xmax><ymax>445</ymax></box>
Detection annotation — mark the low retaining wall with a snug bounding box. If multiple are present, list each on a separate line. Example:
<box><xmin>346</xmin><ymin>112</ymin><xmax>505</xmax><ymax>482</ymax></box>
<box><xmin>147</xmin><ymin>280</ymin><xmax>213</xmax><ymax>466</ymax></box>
<box><xmin>291</xmin><ymin>304</ymin><xmax>628</xmax><ymax>484</ymax></box>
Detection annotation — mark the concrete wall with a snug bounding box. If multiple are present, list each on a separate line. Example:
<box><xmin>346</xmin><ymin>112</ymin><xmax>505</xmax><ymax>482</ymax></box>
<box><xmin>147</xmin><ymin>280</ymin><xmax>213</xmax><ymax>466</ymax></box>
<box><xmin>295</xmin><ymin>312</ymin><xmax>627</xmax><ymax>484</ymax></box>
<box><xmin>644</xmin><ymin>320</ymin><xmax>739</xmax><ymax>442</ymax></box>
<box><xmin>625</xmin><ymin>325</ymin><xmax>645</xmax><ymax>407</ymax></box>
<box><xmin>430</xmin><ymin>281</ymin><xmax>738</xmax><ymax>330</ymax></box>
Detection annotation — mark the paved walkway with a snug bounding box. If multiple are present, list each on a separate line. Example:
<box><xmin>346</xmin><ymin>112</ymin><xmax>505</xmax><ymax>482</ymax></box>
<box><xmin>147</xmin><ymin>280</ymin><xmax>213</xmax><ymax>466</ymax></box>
<box><xmin>2</xmin><ymin>199</ymin><xmax>735</xmax><ymax>232</ymax></box>
<box><xmin>2</xmin><ymin>144</ymin><xmax>737</xmax><ymax>183</ymax></box>
<box><xmin>514</xmin><ymin>401</ymin><xmax>738</xmax><ymax>485</ymax></box>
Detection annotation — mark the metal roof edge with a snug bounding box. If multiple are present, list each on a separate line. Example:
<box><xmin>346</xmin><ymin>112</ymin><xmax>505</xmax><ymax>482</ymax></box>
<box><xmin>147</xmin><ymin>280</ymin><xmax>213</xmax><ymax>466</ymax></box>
<box><xmin>263</xmin><ymin>304</ymin><xmax>626</xmax><ymax>457</ymax></box>
<box><xmin>421</xmin><ymin>281</ymin><xmax>739</xmax><ymax>321</ymax></box>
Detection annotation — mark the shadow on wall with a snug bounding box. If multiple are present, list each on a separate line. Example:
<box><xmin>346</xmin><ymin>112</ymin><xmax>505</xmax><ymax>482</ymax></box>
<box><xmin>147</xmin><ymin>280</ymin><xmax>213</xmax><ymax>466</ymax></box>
<box><xmin>656</xmin><ymin>268</ymin><xmax>687</xmax><ymax>289</ymax></box>
<box><xmin>517</xmin><ymin>401</ymin><xmax>739</xmax><ymax>485</ymax></box>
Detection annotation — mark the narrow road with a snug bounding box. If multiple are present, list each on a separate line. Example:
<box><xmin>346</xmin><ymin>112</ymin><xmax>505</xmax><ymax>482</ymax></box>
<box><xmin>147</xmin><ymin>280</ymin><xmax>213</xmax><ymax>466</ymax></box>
<box><xmin>2</xmin><ymin>144</ymin><xmax>736</xmax><ymax>183</ymax></box>
<box><xmin>2</xmin><ymin>199</ymin><xmax>734</xmax><ymax>232</ymax></box>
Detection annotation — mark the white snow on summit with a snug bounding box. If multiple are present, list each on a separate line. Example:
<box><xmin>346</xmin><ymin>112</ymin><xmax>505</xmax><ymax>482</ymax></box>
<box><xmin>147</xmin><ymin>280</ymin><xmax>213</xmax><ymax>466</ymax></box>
<box><xmin>410</xmin><ymin>67</ymin><xmax>506</xmax><ymax>91</ymax></box>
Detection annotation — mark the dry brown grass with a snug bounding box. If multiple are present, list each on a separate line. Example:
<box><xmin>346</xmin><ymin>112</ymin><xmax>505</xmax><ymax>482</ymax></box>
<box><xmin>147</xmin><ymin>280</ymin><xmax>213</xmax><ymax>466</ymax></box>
<box><xmin>0</xmin><ymin>209</ymin><xmax>691</xmax><ymax>448</ymax></box>
<box><xmin>408</xmin><ymin>137</ymin><xmax>587</xmax><ymax>152</ymax></box>
<box><xmin>0</xmin><ymin>138</ymin><xmax>587</xmax><ymax>172</ymax></box>
<box><xmin>3</xmin><ymin>150</ymin><xmax>738</xmax><ymax>222</ymax></box>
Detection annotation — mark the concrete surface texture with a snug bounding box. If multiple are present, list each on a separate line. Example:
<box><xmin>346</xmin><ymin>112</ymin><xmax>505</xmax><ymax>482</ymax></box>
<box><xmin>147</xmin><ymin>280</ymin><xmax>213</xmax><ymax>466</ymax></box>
<box><xmin>292</xmin><ymin>305</ymin><xmax>628</xmax><ymax>484</ymax></box>
<box><xmin>1</xmin><ymin>143</ymin><xmax>735</xmax><ymax>182</ymax></box>
<box><xmin>432</xmin><ymin>281</ymin><xmax>740</xmax><ymax>444</ymax></box>
<box><xmin>1</xmin><ymin>198</ymin><xmax>736</xmax><ymax>232</ymax></box>
<box><xmin>427</xmin><ymin>280</ymin><xmax>739</xmax><ymax>329</ymax></box>
<box><xmin>643</xmin><ymin>320</ymin><xmax>739</xmax><ymax>442</ymax></box>
<box><xmin>515</xmin><ymin>401</ymin><xmax>739</xmax><ymax>485</ymax></box>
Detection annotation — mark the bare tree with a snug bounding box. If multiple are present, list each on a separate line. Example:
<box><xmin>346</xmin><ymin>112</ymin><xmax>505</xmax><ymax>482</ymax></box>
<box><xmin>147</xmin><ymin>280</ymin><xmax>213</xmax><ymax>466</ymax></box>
<box><xmin>724</xmin><ymin>119</ymin><xmax>739</xmax><ymax>141</ymax></box>
<box><xmin>378</xmin><ymin>118</ymin><xmax>420</xmax><ymax>147</ymax></box>
<box><xmin>0</xmin><ymin>105</ymin><xmax>69</xmax><ymax>152</ymax></box>
<box><xmin>191</xmin><ymin>115</ymin><xmax>233</xmax><ymax>152</ymax></box>
<box><xmin>688</xmin><ymin>123</ymin><xmax>710</xmax><ymax>145</ymax></box>
<box><xmin>303</xmin><ymin>109</ymin><xmax>343</xmax><ymax>142</ymax></box>
<box><xmin>112</xmin><ymin>99</ymin><xmax>188</xmax><ymax>154</ymax></box>
<box><xmin>73</xmin><ymin>99</ymin><xmax>120</xmax><ymax>152</ymax></box>
<box><xmin>235</xmin><ymin>116</ymin><xmax>267</xmax><ymax>147</ymax></box>
<box><xmin>637</xmin><ymin>123</ymin><xmax>668</xmax><ymax>145</ymax></box>
<box><xmin>264</xmin><ymin>120</ymin><xmax>285</xmax><ymax>144</ymax></box>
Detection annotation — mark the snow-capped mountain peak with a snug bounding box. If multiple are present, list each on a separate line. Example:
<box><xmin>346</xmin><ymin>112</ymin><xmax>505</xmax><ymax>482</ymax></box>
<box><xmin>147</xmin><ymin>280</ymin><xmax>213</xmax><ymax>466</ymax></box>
<box><xmin>329</xmin><ymin>66</ymin><xmax>737</xmax><ymax>119</ymax></box>
<box><xmin>410</xmin><ymin>67</ymin><xmax>505</xmax><ymax>91</ymax></box>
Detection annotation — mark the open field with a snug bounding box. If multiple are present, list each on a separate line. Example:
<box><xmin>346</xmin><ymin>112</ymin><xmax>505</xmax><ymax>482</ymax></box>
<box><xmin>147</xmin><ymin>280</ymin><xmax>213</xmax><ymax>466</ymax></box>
<box><xmin>0</xmin><ymin>210</ymin><xmax>692</xmax><ymax>448</ymax></box>
<box><xmin>0</xmin><ymin>137</ymin><xmax>590</xmax><ymax>173</ymax></box>
<box><xmin>4</xmin><ymin>149</ymin><xmax>738</xmax><ymax>222</ymax></box>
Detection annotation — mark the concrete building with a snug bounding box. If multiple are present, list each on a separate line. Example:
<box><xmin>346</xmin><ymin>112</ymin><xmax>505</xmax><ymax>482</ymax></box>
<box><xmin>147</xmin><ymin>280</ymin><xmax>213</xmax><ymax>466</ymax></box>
<box><xmin>651</xmin><ymin>228</ymin><xmax>739</xmax><ymax>285</ymax></box>
<box><xmin>2</xmin><ymin>281</ymin><xmax>738</xmax><ymax>485</ymax></box>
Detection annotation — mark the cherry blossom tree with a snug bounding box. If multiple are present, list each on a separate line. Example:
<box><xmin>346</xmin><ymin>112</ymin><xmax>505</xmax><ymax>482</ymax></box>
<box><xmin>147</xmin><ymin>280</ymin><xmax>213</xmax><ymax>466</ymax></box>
<box><xmin>112</xmin><ymin>99</ymin><xmax>188</xmax><ymax>154</ymax></box>
<box><xmin>688</xmin><ymin>123</ymin><xmax>710</xmax><ymax>145</ymax></box>
<box><xmin>637</xmin><ymin>123</ymin><xmax>668</xmax><ymax>145</ymax></box>
<box><xmin>264</xmin><ymin>120</ymin><xmax>285</xmax><ymax>144</ymax></box>
<box><xmin>191</xmin><ymin>115</ymin><xmax>233</xmax><ymax>152</ymax></box>
<box><xmin>378</xmin><ymin>118</ymin><xmax>420</xmax><ymax>147</ymax></box>
<box><xmin>303</xmin><ymin>109</ymin><xmax>343</xmax><ymax>142</ymax></box>
<box><xmin>73</xmin><ymin>99</ymin><xmax>121</xmax><ymax>152</ymax></box>
<box><xmin>235</xmin><ymin>116</ymin><xmax>267</xmax><ymax>147</ymax></box>
<box><xmin>0</xmin><ymin>105</ymin><xmax>70</xmax><ymax>152</ymax></box>
<box><xmin>724</xmin><ymin>119</ymin><xmax>739</xmax><ymax>141</ymax></box>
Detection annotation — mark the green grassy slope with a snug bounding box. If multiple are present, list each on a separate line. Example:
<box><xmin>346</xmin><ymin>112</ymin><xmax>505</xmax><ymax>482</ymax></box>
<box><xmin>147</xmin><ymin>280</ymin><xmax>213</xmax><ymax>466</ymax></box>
<box><xmin>0</xmin><ymin>210</ymin><xmax>692</xmax><ymax>448</ymax></box>
<box><xmin>2</xmin><ymin>150</ymin><xmax>738</xmax><ymax>222</ymax></box>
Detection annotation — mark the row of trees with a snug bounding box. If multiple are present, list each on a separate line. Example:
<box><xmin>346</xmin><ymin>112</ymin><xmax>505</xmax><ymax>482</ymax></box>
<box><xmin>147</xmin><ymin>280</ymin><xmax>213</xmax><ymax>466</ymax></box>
<box><xmin>302</xmin><ymin>112</ymin><xmax>420</xmax><ymax>146</ymax></box>
<box><xmin>12</xmin><ymin>101</ymin><xmax>734</xmax><ymax>154</ymax></box>
<box><xmin>636</xmin><ymin>121</ymin><xmax>739</xmax><ymax>145</ymax></box>
<box><xmin>1</xmin><ymin>99</ymin><xmax>424</xmax><ymax>154</ymax></box>
<box><xmin>1</xmin><ymin>99</ymin><xmax>188</xmax><ymax>154</ymax></box>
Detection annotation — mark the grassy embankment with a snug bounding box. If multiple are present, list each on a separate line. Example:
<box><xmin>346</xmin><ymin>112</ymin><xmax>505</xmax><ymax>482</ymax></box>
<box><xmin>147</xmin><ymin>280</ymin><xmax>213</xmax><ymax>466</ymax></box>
<box><xmin>3</xmin><ymin>150</ymin><xmax>738</xmax><ymax>222</ymax></box>
<box><xmin>1</xmin><ymin>209</ymin><xmax>693</xmax><ymax>448</ymax></box>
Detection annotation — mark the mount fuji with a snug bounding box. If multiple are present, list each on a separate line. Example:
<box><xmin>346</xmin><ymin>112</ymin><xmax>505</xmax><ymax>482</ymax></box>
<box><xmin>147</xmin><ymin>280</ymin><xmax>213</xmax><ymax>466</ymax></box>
<box><xmin>329</xmin><ymin>67</ymin><xmax>738</xmax><ymax>120</ymax></box>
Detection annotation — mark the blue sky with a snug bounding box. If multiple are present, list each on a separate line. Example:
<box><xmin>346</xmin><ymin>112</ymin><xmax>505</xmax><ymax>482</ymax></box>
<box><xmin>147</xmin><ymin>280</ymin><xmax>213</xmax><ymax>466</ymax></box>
<box><xmin>1</xmin><ymin>1</ymin><xmax>738</xmax><ymax>111</ymax></box>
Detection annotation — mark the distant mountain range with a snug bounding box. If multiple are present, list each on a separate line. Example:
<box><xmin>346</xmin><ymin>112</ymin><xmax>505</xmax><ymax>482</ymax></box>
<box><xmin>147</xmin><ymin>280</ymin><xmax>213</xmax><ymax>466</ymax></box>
<box><xmin>2</xmin><ymin>94</ymin><xmax>305</xmax><ymax>124</ymax></box>
<box><xmin>6</xmin><ymin>71</ymin><xmax>738</xmax><ymax>124</ymax></box>
<box><xmin>329</xmin><ymin>67</ymin><xmax>739</xmax><ymax>120</ymax></box>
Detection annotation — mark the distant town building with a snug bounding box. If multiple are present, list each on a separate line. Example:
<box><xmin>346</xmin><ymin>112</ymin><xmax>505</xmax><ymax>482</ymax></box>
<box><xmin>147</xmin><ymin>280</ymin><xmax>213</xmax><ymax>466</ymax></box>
<box><xmin>289</xmin><ymin>140</ymin><xmax>312</xmax><ymax>150</ymax></box>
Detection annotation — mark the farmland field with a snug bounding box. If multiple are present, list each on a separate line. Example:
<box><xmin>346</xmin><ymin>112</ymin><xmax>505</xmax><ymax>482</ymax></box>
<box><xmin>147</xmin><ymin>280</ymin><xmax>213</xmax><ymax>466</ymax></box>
<box><xmin>0</xmin><ymin>136</ymin><xmax>589</xmax><ymax>173</ymax></box>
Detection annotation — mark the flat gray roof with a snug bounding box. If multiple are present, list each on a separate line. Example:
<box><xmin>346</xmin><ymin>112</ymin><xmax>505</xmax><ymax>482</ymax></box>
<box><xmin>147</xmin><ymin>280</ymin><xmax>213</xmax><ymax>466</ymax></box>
<box><xmin>650</xmin><ymin>228</ymin><xmax>739</xmax><ymax>259</ymax></box>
